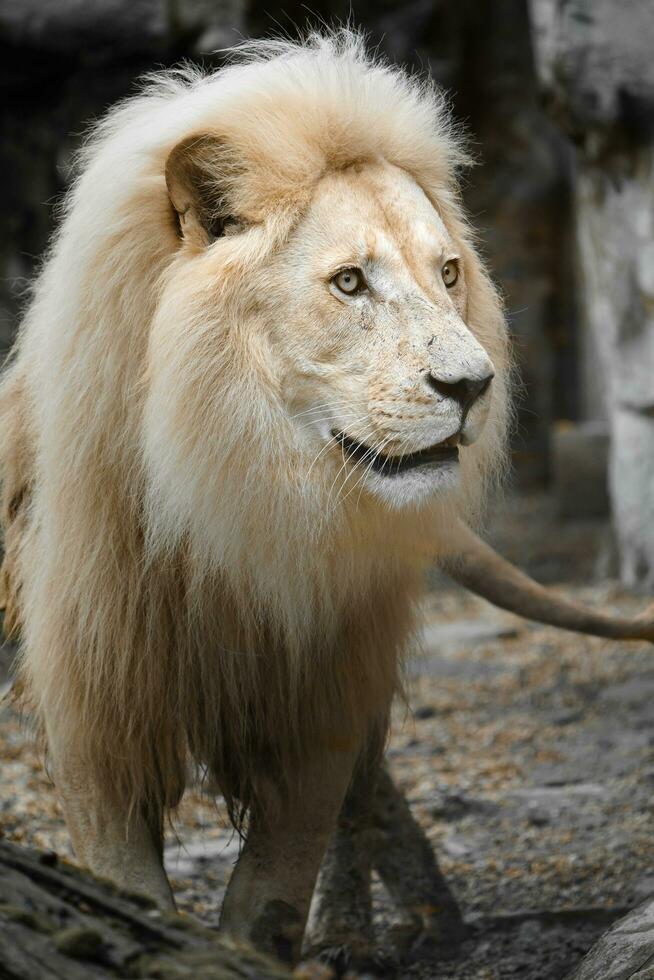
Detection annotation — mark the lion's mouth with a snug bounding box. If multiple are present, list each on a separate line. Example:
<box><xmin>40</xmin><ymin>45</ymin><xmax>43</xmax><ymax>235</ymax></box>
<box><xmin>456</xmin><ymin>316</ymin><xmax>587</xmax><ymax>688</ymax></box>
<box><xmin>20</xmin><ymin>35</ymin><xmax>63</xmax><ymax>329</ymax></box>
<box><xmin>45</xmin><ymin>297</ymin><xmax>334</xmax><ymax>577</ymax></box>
<box><xmin>332</xmin><ymin>430</ymin><xmax>460</xmax><ymax>477</ymax></box>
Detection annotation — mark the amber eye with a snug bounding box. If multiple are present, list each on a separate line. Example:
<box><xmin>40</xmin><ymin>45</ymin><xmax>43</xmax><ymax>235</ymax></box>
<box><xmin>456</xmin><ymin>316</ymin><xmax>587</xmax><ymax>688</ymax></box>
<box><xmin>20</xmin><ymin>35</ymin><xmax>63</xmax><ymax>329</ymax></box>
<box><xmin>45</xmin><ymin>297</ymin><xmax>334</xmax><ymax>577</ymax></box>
<box><xmin>333</xmin><ymin>268</ymin><xmax>365</xmax><ymax>295</ymax></box>
<box><xmin>441</xmin><ymin>260</ymin><xmax>459</xmax><ymax>288</ymax></box>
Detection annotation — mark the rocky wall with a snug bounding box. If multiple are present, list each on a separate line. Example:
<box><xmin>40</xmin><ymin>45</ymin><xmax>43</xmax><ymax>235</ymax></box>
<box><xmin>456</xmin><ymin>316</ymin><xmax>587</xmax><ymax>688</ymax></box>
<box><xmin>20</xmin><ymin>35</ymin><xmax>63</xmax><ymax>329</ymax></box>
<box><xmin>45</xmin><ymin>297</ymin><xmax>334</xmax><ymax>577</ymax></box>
<box><xmin>530</xmin><ymin>0</ymin><xmax>654</xmax><ymax>588</ymax></box>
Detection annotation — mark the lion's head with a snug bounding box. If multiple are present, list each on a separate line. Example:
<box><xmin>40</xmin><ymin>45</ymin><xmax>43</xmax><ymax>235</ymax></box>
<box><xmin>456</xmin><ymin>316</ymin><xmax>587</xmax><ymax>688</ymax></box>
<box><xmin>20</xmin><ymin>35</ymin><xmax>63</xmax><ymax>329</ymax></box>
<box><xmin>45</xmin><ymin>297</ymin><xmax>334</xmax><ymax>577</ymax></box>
<box><xmin>139</xmin><ymin>33</ymin><xmax>510</xmax><ymax>567</ymax></box>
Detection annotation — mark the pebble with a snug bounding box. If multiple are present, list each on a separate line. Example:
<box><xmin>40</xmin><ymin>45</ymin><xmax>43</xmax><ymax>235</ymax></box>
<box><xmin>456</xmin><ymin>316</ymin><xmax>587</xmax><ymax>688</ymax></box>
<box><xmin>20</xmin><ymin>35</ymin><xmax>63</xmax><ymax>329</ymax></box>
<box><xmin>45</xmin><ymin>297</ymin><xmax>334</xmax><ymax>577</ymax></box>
<box><xmin>53</xmin><ymin>926</ymin><xmax>104</xmax><ymax>959</ymax></box>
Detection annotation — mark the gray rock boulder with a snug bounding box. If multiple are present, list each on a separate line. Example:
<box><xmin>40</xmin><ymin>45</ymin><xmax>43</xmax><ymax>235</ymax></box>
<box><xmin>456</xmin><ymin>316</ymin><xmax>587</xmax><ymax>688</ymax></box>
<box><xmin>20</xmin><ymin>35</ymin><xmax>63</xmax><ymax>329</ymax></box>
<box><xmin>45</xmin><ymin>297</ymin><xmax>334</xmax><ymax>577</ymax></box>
<box><xmin>566</xmin><ymin>897</ymin><xmax>654</xmax><ymax>980</ymax></box>
<box><xmin>529</xmin><ymin>0</ymin><xmax>654</xmax><ymax>588</ymax></box>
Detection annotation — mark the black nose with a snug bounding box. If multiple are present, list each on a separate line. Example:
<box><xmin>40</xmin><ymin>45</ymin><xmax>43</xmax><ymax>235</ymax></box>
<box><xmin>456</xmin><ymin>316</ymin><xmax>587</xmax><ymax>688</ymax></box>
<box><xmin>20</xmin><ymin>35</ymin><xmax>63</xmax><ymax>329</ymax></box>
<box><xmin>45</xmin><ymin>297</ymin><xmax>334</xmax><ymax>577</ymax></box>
<box><xmin>425</xmin><ymin>371</ymin><xmax>493</xmax><ymax>413</ymax></box>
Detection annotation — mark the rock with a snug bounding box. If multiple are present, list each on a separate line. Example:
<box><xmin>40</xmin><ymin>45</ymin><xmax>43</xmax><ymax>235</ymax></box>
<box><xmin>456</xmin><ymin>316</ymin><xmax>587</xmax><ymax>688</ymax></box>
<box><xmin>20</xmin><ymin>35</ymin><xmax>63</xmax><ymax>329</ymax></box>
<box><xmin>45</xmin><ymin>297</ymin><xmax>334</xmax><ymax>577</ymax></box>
<box><xmin>421</xmin><ymin>617</ymin><xmax>519</xmax><ymax>651</ymax></box>
<box><xmin>529</xmin><ymin>0</ymin><xmax>654</xmax><ymax>589</ymax></box>
<box><xmin>529</xmin><ymin>0</ymin><xmax>654</xmax><ymax>136</ymax></box>
<box><xmin>0</xmin><ymin>839</ymin><xmax>292</xmax><ymax>979</ymax></box>
<box><xmin>53</xmin><ymin>926</ymin><xmax>104</xmax><ymax>959</ymax></box>
<box><xmin>548</xmin><ymin>708</ymin><xmax>584</xmax><ymax>727</ymax></box>
<box><xmin>610</xmin><ymin>403</ymin><xmax>654</xmax><ymax>589</ymax></box>
<box><xmin>409</xmin><ymin>618</ymin><xmax>521</xmax><ymax>681</ymax></box>
<box><xmin>512</xmin><ymin>784</ymin><xmax>606</xmax><ymax>798</ymax></box>
<box><xmin>509</xmin><ymin>784</ymin><xmax>608</xmax><ymax>828</ymax></box>
<box><xmin>431</xmin><ymin>792</ymin><xmax>498</xmax><ymax>822</ymax></box>
<box><xmin>633</xmin><ymin>875</ymin><xmax>654</xmax><ymax>902</ymax></box>
<box><xmin>598</xmin><ymin>678</ymin><xmax>654</xmax><ymax>708</ymax></box>
<box><xmin>566</xmin><ymin>897</ymin><xmax>654</xmax><ymax>979</ymax></box>
<box><xmin>442</xmin><ymin>834</ymin><xmax>472</xmax><ymax>859</ymax></box>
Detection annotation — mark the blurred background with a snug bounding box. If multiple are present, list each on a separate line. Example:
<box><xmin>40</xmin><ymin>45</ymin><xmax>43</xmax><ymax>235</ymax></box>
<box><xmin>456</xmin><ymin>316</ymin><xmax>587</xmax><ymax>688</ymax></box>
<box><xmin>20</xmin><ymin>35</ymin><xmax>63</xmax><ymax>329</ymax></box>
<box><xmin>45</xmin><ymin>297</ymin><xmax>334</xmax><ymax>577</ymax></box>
<box><xmin>1</xmin><ymin>0</ymin><xmax>654</xmax><ymax>591</ymax></box>
<box><xmin>1</xmin><ymin>5</ymin><xmax>654</xmax><ymax>977</ymax></box>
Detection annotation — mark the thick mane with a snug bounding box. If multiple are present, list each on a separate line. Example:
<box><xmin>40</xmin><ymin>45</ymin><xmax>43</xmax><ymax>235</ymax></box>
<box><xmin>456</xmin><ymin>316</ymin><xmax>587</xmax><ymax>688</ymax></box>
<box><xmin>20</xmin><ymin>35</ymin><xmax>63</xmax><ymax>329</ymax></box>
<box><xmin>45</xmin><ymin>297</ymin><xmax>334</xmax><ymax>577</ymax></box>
<box><xmin>0</xmin><ymin>31</ymin><xmax>510</xmax><ymax>820</ymax></box>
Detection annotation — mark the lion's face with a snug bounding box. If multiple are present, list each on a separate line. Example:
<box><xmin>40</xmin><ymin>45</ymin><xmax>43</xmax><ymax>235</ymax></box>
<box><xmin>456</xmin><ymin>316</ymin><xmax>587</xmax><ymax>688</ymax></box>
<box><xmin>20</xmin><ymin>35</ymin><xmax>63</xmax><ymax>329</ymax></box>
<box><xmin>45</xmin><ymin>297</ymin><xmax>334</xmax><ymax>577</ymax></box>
<box><xmin>263</xmin><ymin>162</ymin><xmax>495</xmax><ymax>508</ymax></box>
<box><xmin>153</xmin><ymin>129</ymin><xmax>507</xmax><ymax>552</ymax></box>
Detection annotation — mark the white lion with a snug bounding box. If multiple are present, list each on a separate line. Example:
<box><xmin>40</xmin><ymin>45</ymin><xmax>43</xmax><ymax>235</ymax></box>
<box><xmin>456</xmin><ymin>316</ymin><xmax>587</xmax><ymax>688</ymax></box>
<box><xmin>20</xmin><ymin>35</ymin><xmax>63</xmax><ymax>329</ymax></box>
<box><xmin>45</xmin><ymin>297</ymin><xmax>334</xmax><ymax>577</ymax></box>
<box><xmin>1</xmin><ymin>31</ymin><xmax>651</xmax><ymax>965</ymax></box>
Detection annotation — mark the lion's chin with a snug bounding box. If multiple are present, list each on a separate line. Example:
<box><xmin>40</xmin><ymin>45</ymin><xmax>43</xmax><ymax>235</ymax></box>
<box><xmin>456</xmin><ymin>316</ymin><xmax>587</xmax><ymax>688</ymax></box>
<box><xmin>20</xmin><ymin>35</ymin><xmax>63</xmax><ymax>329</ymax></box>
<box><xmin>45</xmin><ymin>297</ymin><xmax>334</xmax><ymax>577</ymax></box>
<box><xmin>362</xmin><ymin>457</ymin><xmax>460</xmax><ymax>509</ymax></box>
<box><xmin>329</xmin><ymin>429</ymin><xmax>461</xmax><ymax>509</ymax></box>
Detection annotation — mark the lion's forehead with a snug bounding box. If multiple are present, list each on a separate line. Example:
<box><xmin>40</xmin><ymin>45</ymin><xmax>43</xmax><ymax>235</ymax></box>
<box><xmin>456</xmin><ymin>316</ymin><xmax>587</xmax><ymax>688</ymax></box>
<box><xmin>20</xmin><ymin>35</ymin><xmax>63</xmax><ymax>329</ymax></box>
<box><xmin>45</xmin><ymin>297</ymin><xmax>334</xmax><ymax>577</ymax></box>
<box><xmin>300</xmin><ymin>163</ymin><xmax>454</xmax><ymax>281</ymax></box>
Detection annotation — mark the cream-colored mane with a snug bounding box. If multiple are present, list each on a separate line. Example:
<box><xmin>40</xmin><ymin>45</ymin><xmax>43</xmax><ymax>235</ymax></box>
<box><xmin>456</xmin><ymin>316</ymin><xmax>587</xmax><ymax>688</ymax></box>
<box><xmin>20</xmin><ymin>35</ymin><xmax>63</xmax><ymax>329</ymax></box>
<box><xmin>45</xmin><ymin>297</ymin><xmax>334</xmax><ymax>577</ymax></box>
<box><xmin>0</xmin><ymin>32</ymin><xmax>509</xmax><ymax>825</ymax></box>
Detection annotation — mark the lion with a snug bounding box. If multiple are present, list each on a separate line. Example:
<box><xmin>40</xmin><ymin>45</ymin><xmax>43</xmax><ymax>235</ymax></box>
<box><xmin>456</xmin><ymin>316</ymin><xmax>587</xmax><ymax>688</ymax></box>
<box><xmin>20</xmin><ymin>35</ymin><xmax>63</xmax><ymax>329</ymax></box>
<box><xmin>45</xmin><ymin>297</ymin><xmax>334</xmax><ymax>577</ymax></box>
<box><xmin>2</xmin><ymin>32</ymin><xmax>653</xmax><ymax>967</ymax></box>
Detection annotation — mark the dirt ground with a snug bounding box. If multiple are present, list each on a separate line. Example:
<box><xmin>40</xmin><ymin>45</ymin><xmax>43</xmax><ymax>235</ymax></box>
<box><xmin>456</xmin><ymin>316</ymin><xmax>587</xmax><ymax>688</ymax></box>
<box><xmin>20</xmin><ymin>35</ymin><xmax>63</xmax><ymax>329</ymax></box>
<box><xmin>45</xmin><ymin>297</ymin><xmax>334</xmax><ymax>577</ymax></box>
<box><xmin>1</xmin><ymin>494</ymin><xmax>653</xmax><ymax>979</ymax></box>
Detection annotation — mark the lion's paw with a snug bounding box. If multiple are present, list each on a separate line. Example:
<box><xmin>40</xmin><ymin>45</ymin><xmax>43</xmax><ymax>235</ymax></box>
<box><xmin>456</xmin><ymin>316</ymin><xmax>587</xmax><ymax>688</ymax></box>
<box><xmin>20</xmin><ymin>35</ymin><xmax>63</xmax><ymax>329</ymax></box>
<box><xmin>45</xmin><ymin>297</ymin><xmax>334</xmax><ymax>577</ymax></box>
<box><xmin>308</xmin><ymin>941</ymin><xmax>397</xmax><ymax>978</ymax></box>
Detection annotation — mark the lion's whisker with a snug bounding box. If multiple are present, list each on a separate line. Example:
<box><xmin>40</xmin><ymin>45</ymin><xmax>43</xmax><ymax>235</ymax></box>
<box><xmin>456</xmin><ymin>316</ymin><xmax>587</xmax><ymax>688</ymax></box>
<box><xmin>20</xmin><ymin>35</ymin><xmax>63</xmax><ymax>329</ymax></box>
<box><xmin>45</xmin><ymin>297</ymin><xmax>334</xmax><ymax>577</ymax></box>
<box><xmin>289</xmin><ymin>403</ymin><xmax>333</xmax><ymax>420</ymax></box>
<box><xmin>354</xmin><ymin>434</ymin><xmax>400</xmax><ymax>511</ymax></box>
<box><xmin>332</xmin><ymin>428</ymin><xmax>391</xmax><ymax>510</ymax></box>
<box><xmin>343</xmin><ymin>433</ymin><xmax>396</xmax><ymax>509</ymax></box>
<box><xmin>327</xmin><ymin>440</ymin><xmax>368</xmax><ymax>510</ymax></box>
<box><xmin>326</xmin><ymin>424</ymin><xmax>381</xmax><ymax>511</ymax></box>
<box><xmin>303</xmin><ymin>413</ymin><xmax>372</xmax><ymax>489</ymax></box>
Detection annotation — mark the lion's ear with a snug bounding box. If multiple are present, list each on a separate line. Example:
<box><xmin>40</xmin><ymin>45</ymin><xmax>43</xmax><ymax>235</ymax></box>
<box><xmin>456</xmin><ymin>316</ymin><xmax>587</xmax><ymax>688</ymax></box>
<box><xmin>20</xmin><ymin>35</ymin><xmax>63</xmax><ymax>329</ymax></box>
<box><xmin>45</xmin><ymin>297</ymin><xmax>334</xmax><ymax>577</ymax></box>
<box><xmin>165</xmin><ymin>134</ymin><xmax>239</xmax><ymax>246</ymax></box>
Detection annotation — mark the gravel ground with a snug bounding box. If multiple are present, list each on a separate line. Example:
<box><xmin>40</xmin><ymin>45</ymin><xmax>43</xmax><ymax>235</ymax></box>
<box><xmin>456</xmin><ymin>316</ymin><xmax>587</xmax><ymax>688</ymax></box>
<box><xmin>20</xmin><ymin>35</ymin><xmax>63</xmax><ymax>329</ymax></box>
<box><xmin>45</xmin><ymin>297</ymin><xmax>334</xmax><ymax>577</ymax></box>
<box><xmin>1</xmin><ymin>494</ymin><xmax>653</xmax><ymax>979</ymax></box>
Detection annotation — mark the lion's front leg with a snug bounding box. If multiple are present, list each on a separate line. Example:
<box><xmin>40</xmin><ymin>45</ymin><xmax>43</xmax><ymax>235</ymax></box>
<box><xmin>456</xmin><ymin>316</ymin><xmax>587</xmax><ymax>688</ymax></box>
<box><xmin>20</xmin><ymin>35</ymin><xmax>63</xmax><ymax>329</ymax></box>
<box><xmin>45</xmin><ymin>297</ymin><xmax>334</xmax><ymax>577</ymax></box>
<box><xmin>219</xmin><ymin>744</ymin><xmax>359</xmax><ymax>965</ymax></box>
<box><xmin>49</xmin><ymin>731</ymin><xmax>175</xmax><ymax>910</ymax></box>
<box><xmin>305</xmin><ymin>743</ymin><xmax>382</xmax><ymax>973</ymax></box>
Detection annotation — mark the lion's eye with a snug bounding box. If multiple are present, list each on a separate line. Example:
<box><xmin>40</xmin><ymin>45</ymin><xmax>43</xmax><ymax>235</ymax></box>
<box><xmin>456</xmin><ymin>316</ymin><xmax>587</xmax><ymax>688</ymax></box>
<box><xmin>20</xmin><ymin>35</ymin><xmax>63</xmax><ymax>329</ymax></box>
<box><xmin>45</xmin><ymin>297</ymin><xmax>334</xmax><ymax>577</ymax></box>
<box><xmin>441</xmin><ymin>260</ymin><xmax>459</xmax><ymax>288</ymax></box>
<box><xmin>333</xmin><ymin>268</ymin><xmax>365</xmax><ymax>295</ymax></box>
